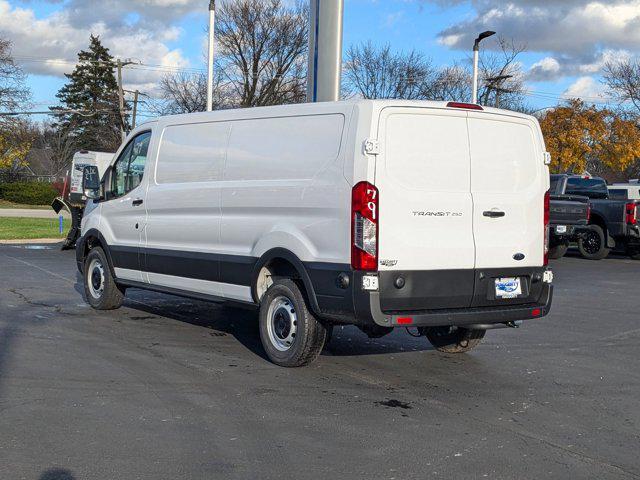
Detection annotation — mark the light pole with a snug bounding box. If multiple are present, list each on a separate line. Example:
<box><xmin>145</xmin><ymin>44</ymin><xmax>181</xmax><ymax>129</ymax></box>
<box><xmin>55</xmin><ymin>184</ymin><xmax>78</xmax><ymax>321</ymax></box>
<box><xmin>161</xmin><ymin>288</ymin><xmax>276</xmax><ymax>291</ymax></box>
<box><xmin>307</xmin><ymin>0</ymin><xmax>344</xmax><ymax>102</ymax></box>
<box><xmin>206</xmin><ymin>0</ymin><xmax>216</xmax><ymax>112</ymax></box>
<box><xmin>472</xmin><ymin>30</ymin><xmax>495</xmax><ymax>104</ymax></box>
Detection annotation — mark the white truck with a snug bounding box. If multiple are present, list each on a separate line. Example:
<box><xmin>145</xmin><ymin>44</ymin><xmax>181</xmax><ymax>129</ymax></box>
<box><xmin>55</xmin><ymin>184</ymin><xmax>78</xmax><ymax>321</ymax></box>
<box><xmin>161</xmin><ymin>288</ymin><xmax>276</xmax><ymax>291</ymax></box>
<box><xmin>52</xmin><ymin>151</ymin><xmax>114</xmax><ymax>249</ymax></box>
<box><xmin>76</xmin><ymin>100</ymin><xmax>554</xmax><ymax>367</ymax></box>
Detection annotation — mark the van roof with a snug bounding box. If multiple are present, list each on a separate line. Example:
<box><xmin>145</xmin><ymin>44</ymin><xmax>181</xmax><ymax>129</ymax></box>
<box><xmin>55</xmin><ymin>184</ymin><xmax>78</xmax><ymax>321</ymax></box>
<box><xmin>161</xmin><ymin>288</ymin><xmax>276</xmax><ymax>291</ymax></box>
<box><xmin>153</xmin><ymin>99</ymin><xmax>538</xmax><ymax>126</ymax></box>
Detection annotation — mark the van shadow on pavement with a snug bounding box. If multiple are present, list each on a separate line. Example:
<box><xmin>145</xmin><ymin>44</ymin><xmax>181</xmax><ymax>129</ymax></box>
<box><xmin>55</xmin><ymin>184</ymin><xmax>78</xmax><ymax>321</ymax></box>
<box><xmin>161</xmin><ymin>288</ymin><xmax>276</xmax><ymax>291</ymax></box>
<box><xmin>73</xmin><ymin>273</ymin><xmax>433</xmax><ymax>361</ymax></box>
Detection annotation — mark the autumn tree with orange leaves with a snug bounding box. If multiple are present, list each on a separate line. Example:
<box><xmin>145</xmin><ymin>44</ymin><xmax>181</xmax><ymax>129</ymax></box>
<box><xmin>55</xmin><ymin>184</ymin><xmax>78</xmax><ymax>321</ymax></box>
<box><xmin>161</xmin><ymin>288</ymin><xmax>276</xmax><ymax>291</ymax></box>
<box><xmin>540</xmin><ymin>99</ymin><xmax>640</xmax><ymax>176</ymax></box>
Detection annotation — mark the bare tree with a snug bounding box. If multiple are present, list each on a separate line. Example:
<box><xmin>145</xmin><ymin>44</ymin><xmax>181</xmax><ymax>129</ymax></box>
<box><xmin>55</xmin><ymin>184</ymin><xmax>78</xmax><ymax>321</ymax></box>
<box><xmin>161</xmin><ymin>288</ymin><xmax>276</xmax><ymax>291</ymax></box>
<box><xmin>41</xmin><ymin>122</ymin><xmax>79</xmax><ymax>175</ymax></box>
<box><xmin>344</xmin><ymin>42</ymin><xmax>437</xmax><ymax>100</ymax></box>
<box><xmin>429</xmin><ymin>65</ymin><xmax>471</xmax><ymax>102</ymax></box>
<box><xmin>158</xmin><ymin>71</ymin><xmax>230</xmax><ymax>114</ymax></box>
<box><xmin>216</xmin><ymin>0</ymin><xmax>308</xmax><ymax>107</ymax></box>
<box><xmin>0</xmin><ymin>37</ymin><xmax>30</xmax><ymax>113</ymax></box>
<box><xmin>477</xmin><ymin>37</ymin><xmax>527</xmax><ymax>110</ymax></box>
<box><xmin>603</xmin><ymin>59</ymin><xmax>640</xmax><ymax>116</ymax></box>
<box><xmin>343</xmin><ymin>37</ymin><xmax>527</xmax><ymax>111</ymax></box>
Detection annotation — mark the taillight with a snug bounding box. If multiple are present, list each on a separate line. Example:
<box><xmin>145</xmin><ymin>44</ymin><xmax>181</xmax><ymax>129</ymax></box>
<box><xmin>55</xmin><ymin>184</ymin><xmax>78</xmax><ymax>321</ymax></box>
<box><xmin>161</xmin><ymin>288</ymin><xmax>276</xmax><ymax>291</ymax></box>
<box><xmin>586</xmin><ymin>203</ymin><xmax>591</xmax><ymax>222</ymax></box>
<box><xmin>544</xmin><ymin>190</ymin><xmax>550</xmax><ymax>265</ymax></box>
<box><xmin>625</xmin><ymin>202</ymin><xmax>637</xmax><ymax>225</ymax></box>
<box><xmin>351</xmin><ymin>181</ymin><xmax>379</xmax><ymax>271</ymax></box>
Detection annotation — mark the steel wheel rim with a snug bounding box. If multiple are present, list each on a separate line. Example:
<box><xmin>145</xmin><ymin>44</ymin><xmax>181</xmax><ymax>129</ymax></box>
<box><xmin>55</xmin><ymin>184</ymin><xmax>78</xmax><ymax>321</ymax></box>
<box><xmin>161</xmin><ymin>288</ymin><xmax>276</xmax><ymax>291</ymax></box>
<box><xmin>583</xmin><ymin>231</ymin><xmax>601</xmax><ymax>254</ymax></box>
<box><xmin>266</xmin><ymin>295</ymin><xmax>297</xmax><ymax>352</ymax></box>
<box><xmin>87</xmin><ymin>258</ymin><xmax>105</xmax><ymax>299</ymax></box>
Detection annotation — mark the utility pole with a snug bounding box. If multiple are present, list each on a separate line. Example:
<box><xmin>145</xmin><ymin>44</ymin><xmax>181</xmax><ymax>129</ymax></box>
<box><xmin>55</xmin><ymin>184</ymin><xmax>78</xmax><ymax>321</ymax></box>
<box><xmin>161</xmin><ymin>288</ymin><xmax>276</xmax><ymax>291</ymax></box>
<box><xmin>116</xmin><ymin>58</ymin><xmax>136</xmax><ymax>140</ymax></box>
<box><xmin>132</xmin><ymin>90</ymin><xmax>139</xmax><ymax>129</ymax></box>
<box><xmin>206</xmin><ymin>0</ymin><xmax>216</xmax><ymax>112</ymax></box>
<box><xmin>484</xmin><ymin>75</ymin><xmax>513</xmax><ymax>108</ymax></box>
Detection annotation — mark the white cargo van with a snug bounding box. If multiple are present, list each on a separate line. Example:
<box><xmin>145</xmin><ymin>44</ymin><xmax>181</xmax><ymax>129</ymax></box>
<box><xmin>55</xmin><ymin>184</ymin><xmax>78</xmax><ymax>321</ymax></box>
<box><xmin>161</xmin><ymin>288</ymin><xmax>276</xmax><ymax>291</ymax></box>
<box><xmin>77</xmin><ymin>100</ymin><xmax>553</xmax><ymax>367</ymax></box>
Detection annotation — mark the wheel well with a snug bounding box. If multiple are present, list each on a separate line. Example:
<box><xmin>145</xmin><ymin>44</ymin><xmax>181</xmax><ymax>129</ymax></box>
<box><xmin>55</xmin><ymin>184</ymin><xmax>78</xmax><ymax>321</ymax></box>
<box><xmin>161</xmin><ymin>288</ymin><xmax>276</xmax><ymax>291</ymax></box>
<box><xmin>83</xmin><ymin>235</ymin><xmax>103</xmax><ymax>260</ymax></box>
<box><xmin>255</xmin><ymin>257</ymin><xmax>302</xmax><ymax>302</ymax></box>
<box><xmin>589</xmin><ymin>213</ymin><xmax>607</xmax><ymax>232</ymax></box>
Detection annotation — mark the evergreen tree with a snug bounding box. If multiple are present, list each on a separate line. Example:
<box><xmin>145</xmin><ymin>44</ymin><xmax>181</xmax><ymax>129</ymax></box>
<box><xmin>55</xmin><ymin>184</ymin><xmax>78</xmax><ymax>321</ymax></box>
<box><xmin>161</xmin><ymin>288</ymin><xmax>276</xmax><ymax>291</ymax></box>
<box><xmin>52</xmin><ymin>35</ymin><xmax>127</xmax><ymax>152</ymax></box>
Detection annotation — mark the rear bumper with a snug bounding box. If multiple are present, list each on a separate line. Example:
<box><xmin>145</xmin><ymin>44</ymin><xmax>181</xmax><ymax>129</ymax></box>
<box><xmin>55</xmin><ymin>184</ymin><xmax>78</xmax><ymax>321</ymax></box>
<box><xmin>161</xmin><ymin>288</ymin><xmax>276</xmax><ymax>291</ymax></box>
<box><xmin>367</xmin><ymin>283</ymin><xmax>553</xmax><ymax>328</ymax></box>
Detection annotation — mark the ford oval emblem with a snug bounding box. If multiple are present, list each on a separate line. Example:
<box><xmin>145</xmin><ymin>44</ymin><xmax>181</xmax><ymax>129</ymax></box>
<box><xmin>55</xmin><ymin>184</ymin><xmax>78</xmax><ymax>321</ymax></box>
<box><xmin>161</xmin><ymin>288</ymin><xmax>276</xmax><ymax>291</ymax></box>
<box><xmin>513</xmin><ymin>253</ymin><xmax>525</xmax><ymax>261</ymax></box>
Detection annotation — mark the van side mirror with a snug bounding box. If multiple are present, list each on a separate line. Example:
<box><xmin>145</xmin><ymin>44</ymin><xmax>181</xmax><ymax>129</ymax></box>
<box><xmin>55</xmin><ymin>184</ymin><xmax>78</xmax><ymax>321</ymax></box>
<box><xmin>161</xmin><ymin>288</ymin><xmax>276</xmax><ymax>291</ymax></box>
<box><xmin>82</xmin><ymin>165</ymin><xmax>101</xmax><ymax>199</ymax></box>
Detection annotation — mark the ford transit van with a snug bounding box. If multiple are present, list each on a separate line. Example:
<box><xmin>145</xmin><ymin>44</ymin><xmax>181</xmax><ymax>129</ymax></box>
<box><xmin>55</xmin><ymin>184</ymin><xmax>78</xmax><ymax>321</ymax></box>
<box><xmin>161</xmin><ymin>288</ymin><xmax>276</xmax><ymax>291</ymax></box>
<box><xmin>77</xmin><ymin>100</ymin><xmax>553</xmax><ymax>367</ymax></box>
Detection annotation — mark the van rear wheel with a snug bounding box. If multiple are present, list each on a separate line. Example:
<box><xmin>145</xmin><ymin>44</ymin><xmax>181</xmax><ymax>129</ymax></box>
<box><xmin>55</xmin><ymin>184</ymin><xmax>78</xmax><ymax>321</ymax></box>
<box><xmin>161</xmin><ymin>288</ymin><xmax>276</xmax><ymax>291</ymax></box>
<box><xmin>548</xmin><ymin>243</ymin><xmax>569</xmax><ymax>260</ymax></box>
<box><xmin>259</xmin><ymin>279</ymin><xmax>327</xmax><ymax>367</ymax></box>
<box><xmin>421</xmin><ymin>326</ymin><xmax>485</xmax><ymax>353</ymax></box>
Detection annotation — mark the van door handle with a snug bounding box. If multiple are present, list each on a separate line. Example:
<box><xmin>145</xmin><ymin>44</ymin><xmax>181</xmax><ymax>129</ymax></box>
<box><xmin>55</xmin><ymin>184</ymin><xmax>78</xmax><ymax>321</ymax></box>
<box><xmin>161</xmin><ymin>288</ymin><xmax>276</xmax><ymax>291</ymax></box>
<box><xmin>132</xmin><ymin>199</ymin><xmax>144</xmax><ymax>206</ymax></box>
<box><xmin>483</xmin><ymin>210</ymin><xmax>505</xmax><ymax>218</ymax></box>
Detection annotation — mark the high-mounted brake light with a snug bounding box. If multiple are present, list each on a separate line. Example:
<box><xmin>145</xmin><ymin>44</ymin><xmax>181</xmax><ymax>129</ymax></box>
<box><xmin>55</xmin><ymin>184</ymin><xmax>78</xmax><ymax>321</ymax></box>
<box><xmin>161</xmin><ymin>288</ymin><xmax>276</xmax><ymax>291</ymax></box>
<box><xmin>625</xmin><ymin>202</ymin><xmax>637</xmax><ymax>225</ymax></box>
<box><xmin>446</xmin><ymin>102</ymin><xmax>484</xmax><ymax>111</ymax></box>
<box><xmin>544</xmin><ymin>190</ymin><xmax>550</xmax><ymax>266</ymax></box>
<box><xmin>351</xmin><ymin>181</ymin><xmax>379</xmax><ymax>271</ymax></box>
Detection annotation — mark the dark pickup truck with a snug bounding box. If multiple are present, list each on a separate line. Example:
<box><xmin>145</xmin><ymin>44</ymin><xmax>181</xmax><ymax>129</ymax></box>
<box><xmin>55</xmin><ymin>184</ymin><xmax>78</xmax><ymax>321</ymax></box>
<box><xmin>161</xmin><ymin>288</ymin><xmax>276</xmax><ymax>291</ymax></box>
<box><xmin>551</xmin><ymin>174</ymin><xmax>640</xmax><ymax>260</ymax></box>
<box><xmin>548</xmin><ymin>175</ymin><xmax>590</xmax><ymax>259</ymax></box>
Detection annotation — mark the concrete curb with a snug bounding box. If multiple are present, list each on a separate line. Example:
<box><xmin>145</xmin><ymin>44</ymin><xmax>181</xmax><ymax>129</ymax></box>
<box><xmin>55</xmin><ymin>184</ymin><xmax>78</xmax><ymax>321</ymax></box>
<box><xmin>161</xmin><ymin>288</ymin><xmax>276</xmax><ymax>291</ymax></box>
<box><xmin>0</xmin><ymin>238</ymin><xmax>64</xmax><ymax>245</ymax></box>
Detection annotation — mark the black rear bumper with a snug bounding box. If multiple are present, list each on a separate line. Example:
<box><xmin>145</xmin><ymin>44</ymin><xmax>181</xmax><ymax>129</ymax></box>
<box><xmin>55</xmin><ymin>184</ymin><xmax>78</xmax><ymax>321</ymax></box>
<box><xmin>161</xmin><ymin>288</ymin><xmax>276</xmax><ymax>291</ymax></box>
<box><xmin>367</xmin><ymin>283</ymin><xmax>552</xmax><ymax>328</ymax></box>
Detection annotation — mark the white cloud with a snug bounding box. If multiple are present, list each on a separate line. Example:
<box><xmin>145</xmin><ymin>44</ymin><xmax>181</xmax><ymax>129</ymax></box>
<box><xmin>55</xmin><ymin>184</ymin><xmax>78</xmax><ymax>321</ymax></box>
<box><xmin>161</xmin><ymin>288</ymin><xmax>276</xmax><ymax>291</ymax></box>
<box><xmin>528</xmin><ymin>57</ymin><xmax>560</xmax><ymax>81</ymax></box>
<box><xmin>0</xmin><ymin>0</ymin><xmax>197</xmax><ymax>93</ymax></box>
<box><xmin>564</xmin><ymin>76</ymin><xmax>606</xmax><ymax>100</ymax></box>
<box><xmin>436</xmin><ymin>0</ymin><xmax>640</xmax><ymax>80</ymax></box>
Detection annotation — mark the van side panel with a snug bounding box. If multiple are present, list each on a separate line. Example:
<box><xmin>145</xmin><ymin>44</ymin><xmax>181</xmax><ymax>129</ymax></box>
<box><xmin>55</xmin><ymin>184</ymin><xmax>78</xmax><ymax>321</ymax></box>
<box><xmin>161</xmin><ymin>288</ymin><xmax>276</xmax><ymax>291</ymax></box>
<box><xmin>220</xmin><ymin>113</ymin><xmax>350</xmax><ymax>266</ymax></box>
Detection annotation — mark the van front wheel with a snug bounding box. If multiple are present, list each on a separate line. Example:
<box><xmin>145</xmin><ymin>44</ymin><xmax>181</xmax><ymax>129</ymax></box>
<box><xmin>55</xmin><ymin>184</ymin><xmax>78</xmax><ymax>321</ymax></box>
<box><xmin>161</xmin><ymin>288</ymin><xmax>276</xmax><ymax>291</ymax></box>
<box><xmin>83</xmin><ymin>247</ymin><xmax>125</xmax><ymax>310</ymax></box>
<box><xmin>259</xmin><ymin>279</ymin><xmax>327</xmax><ymax>367</ymax></box>
<box><xmin>420</xmin><ymin>326</ymin><xmax>485</xmax><ymax>353</ymax></box>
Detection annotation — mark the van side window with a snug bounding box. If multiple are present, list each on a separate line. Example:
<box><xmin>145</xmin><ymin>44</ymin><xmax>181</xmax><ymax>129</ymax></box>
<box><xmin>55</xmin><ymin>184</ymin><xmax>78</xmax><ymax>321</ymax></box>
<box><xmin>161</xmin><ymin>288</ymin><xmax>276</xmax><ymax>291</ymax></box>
<box><xmin>110</xmin><ymin>131</ymin><xmax>151</xmax><ymax>198</ymax></box>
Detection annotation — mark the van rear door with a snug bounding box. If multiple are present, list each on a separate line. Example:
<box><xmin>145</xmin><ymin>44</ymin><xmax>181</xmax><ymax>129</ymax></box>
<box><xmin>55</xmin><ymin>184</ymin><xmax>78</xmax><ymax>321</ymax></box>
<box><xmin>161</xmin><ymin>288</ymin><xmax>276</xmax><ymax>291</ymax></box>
<box><xmin>467</xmin><ymin>112</ymin><xmax>546</xmax><ymax>307</ymax></box>
<box><xmin>375</xmin><ymin>107</ymin><xmax>475</xmax><ymax>311</ymax></box>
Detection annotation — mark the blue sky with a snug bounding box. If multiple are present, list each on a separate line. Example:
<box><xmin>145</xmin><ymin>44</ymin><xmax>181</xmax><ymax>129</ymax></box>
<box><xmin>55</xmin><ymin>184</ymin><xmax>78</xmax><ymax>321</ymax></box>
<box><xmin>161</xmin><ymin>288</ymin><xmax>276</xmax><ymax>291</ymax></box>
<box><xmin>2</xmin><ymin>0</ymin><xmax>638</xmax><ymax>121</ymax></box>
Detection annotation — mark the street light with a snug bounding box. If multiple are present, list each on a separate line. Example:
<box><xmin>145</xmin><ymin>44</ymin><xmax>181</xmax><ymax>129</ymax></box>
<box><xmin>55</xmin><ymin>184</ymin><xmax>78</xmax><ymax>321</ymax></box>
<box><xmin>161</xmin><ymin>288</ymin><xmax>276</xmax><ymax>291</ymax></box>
<box><xmin>472</xmin><ymin>30</ymin><xmax>495</xmax><ymax>104</ymax></box>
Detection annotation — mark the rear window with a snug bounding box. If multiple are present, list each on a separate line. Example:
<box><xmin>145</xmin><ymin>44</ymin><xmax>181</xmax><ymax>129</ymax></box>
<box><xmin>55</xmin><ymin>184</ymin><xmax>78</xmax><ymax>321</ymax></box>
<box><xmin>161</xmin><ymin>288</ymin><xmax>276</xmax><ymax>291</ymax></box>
<box><xmin>550</xmin><ymin>175</ymin><xmax>562</xmax><ymax>194</ymax></box>
<box><xmin>566</xmin><ymin>178</ymin><xmax>608</xmax><ymax>199</ymax></box>
<box><xmin>608</xmin><ymin>188</ymin><xmax>628</xmax><ymax>200</ymax></box>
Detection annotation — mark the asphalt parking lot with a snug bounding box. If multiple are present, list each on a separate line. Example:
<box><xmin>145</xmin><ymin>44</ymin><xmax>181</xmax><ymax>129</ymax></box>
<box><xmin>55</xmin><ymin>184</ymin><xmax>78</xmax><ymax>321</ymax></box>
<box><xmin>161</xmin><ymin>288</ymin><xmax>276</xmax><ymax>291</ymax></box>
<box><xmin>0</xmin><ymin>245</ymin><xmax>638</xmax><ymax>480</ymax></box>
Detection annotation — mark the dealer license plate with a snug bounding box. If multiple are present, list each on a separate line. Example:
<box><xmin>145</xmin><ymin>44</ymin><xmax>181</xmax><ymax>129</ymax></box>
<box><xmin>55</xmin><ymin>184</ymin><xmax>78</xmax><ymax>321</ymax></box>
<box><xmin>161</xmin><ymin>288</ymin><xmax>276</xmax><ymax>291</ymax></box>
<box><xmin>495</xmin><ymin>277</ymin><xmax>522</xmax><ymax>298</ymax></box>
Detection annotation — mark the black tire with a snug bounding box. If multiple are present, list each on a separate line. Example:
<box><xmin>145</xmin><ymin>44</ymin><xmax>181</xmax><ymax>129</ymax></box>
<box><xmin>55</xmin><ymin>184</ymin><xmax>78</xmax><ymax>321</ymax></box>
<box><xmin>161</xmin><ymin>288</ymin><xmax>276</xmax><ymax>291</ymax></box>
<box><xmin>421</xmin><ymin>326</ymin><xmax>486</xmax><ymax>353</ymax></box>
<box><xmin>578</xmin><ymin>225</ymin><xmax>610</xmax><ymax>260</ymax></box>
<box><xmin>627</xmin><ymin>248</ymin><xmax>640</xmax><ymax>260</ymax></box>
<box><xmin>258</xmin><ymin>279</ymin><xmax>327</xmax><ymax>367</ymax></box>
<box><xmin>548</xmin><ymin>243</ymin><xmax>569</xmax><ymax>260</ymax></box>
<box><xmin>83</xmin><ymin>247</ymin><xmax>125</xmax><ymax>310</ymax></box>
